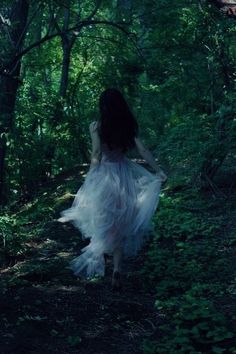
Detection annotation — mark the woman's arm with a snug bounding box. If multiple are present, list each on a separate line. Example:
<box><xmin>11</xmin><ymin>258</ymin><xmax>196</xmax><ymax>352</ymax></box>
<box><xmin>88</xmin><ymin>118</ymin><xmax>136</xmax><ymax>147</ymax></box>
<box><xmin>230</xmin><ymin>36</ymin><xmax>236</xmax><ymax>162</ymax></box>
<box><xmin>134</xmin><ymin>136</ymin><xmax>167</xmax><ymax>182</ymax></box>
<box><xmin>89</xmin><ymin>121</ymin><xmax>101</xmax><ymax>168</ymax></box>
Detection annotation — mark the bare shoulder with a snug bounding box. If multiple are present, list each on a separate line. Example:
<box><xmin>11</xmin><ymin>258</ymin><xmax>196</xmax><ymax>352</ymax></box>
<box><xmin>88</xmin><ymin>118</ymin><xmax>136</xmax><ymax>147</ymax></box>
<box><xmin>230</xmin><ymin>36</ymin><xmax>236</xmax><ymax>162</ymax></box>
<box><xmin>134</xmin><ymin>136</ymin><xmax>147</xmax><ymax>152</ymax></box>
<box><xmin>89</xmin><ymin>121</ymin><xmax>99</xmax><ymax>133</ymax></box>
<box><xmin>134</xmin><ymin>135</ymin><xmax>142</xmax><ymax>147</ymax></box>
<box><xmin>134</xmin><ymin>136</ymin><xmax>139</xmax><ymax>144</ymax></box>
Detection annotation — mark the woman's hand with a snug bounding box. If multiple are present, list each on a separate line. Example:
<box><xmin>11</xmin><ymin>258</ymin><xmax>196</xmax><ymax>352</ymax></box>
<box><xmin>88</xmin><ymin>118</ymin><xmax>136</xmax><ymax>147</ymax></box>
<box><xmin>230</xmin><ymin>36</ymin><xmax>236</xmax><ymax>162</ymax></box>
<box><xmin>134</xmin><ymin>138</ymin><xmax>167</xmax><ymax>182</ymax></box>
<box><xmin>156</xmin><ymin>169</ymin><xmax>168</xmax><ymax>183</ymax></box>
<box><xmin>57</xmin><ymin>216</ymin><xmax>68</xmax><ymax>223</ymax></box>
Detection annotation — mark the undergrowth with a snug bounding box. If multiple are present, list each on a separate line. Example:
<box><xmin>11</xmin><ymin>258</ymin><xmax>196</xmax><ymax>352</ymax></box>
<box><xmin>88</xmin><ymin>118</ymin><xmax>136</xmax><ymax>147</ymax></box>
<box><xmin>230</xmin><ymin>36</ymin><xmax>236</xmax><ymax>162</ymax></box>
<box><xmin>141</xmin><ymin>190</ymin><xmax>236</xmax><ymax>354</ymax></box>
<box><xmin>1</xmin><ymin>173</ymin><xmax>236</xmax><ymax>353</ymax></box>
<box><xmin>0</xmin><ymin>175</ymin><xmax>81</xmax><ymax>266</ymax></box>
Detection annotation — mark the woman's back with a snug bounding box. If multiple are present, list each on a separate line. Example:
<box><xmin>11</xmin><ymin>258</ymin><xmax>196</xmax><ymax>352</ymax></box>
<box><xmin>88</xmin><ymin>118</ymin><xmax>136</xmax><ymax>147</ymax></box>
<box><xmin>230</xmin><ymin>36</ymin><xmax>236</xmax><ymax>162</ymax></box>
<box><xmin>101</xmin><ymin>142</ymin><xmax>124</xmax><ymax>162</ymax></box>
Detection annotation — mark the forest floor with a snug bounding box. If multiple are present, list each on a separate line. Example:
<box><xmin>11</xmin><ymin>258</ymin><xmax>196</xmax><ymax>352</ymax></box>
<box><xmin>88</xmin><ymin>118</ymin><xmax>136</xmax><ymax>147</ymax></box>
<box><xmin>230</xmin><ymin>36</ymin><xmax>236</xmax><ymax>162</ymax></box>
<box><xmin>0</xmin><ymin>222</ymin><xmax>159</xmax><ymax>354</ymax></box>
<box><xmin>0</xmin><ymin>166</ymin><xmax>236</xmax><ymax>354</ymax></box>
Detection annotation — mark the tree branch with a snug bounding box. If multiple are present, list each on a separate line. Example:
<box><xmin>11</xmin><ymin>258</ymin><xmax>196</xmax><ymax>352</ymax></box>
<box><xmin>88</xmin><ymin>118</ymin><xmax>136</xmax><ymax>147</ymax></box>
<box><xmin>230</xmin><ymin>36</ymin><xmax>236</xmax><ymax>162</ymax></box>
<box><xmin>0</xmin><ymin>19</ymin><xmax>132</xmax><ymax>75</ymax></box>
<box><xmin>15</xmin><ymin>2</ymin><xmax>44</xmax><ymax>51</ymax></box>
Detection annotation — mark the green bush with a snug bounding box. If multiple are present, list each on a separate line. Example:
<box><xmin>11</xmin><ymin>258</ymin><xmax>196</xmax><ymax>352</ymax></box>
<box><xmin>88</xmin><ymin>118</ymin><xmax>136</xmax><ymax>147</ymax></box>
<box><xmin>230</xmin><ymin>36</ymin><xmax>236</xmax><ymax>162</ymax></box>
<box><xmin>141</xmin><ymin>192</ymin><xmax>235</xmax><ymax>353</ymax></box>
<box><xmin>0</xmin><ymin>214</ymin><xmax>26</xmax><ymax>260</ymax></box>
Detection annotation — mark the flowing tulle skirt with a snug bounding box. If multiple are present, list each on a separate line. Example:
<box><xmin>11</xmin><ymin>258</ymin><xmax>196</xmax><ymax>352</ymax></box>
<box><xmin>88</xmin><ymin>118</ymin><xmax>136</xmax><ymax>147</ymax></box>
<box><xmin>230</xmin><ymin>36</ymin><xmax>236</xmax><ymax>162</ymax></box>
<box><xmin>60</xmin><ymin>155</ymin><xmax>162</xmax><ymax>278</ymax></box>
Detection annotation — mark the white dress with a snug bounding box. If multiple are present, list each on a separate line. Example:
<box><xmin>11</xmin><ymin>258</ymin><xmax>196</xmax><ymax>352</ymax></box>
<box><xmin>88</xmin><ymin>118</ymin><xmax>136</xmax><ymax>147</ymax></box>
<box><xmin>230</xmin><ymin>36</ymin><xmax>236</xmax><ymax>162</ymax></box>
<box><xmin>60</xmin><ymin>142</ymin><xmax>162</xmax><ymax>278</ymax></box>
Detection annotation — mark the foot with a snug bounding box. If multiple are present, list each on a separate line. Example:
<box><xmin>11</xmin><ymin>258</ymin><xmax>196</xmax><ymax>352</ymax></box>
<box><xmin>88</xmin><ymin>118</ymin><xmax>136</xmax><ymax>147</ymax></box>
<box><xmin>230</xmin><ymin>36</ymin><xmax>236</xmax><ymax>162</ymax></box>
<box><xmin>112</xmin><ymin>271</ymin><xmax>122</xmax><ymax>290</ymax></box>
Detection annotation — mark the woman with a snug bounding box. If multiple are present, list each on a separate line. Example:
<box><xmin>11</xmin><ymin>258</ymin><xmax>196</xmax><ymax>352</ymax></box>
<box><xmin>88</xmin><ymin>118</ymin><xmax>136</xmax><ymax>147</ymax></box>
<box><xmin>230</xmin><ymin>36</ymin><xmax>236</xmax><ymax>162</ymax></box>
<box><xmin>58</xmin><ymin>88</ymin><xmax>167</xmax><ymax>289</ymax></box>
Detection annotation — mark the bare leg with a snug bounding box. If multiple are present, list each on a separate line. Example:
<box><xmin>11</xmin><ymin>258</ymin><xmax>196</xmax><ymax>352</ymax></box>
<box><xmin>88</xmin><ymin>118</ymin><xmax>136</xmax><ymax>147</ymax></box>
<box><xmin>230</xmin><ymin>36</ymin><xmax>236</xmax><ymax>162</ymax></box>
<box><xmin>112</xmin><ymin>246</ymin><xmax>123</xmax><ymax>289</ymax></box>
<box><xmin>113</xmin><ymin>246</ymin><xmax>123</xmax><ymax>272</ymax></box>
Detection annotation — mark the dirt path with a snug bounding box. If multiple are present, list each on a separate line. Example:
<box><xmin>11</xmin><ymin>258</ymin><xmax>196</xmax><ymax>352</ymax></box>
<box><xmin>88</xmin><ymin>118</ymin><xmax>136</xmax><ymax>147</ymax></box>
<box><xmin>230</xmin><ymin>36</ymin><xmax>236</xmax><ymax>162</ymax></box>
<box><xmin>0</xmin><ymin>221</ymin><xmax>161</xmax><ymax>354</ymax></box>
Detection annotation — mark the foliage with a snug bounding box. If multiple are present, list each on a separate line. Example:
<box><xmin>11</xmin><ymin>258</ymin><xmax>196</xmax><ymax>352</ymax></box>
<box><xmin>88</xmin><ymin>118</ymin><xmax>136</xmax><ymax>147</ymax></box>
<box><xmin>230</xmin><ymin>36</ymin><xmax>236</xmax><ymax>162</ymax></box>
<box><xmin>0</xmin><ymin>169</ymin><xmax>83</xmax><ymax>266</ymax></box>
<box><xmin>0</xmin><ymin>213</ymin><xmax>26</xmax><ymax>258</ymax></box>
<box><xmin>0</xmin><ymin>0</ymin><xmax>234</xmax><ymax>202</ymax></box>
<box><xmin>0</xmin><ymin>1</ymin><xmax>236</xmax><ymax>352</ymax></box>
<box><xmin>141</xmin><ymin>191</ymin><xmax>236</xmax><ymax>353</ymax></box>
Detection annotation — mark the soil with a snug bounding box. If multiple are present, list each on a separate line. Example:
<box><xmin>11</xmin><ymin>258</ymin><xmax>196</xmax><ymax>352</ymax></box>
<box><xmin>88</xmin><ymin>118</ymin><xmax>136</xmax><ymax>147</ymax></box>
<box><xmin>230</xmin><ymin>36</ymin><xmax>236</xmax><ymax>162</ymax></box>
<box><xmin>0</xmin><ymin>221</ymin><xmax>162</xmax><ymax>354</ymax></box>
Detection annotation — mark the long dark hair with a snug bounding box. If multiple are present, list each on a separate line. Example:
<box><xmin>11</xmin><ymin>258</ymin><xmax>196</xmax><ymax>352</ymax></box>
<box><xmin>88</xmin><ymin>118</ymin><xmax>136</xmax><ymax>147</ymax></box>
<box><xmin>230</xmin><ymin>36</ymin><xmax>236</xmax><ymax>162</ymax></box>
<box><xmin>98</xmin><ymin>88</ymin><xmax>138</xmax><ymax>152</ymax></box>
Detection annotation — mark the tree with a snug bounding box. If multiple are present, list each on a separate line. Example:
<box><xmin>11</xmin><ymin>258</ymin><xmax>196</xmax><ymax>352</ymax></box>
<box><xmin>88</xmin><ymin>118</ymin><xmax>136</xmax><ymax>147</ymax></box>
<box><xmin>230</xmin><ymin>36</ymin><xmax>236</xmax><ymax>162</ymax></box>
<box><xmin>0</xmin><ymin>0</ymin><xmax>29</xmax><ymax>202</ymax></box>
<box><xmin>0</xmin><ymin>0</ymin><xmax>131</xmax><ymax>203</ymax></box>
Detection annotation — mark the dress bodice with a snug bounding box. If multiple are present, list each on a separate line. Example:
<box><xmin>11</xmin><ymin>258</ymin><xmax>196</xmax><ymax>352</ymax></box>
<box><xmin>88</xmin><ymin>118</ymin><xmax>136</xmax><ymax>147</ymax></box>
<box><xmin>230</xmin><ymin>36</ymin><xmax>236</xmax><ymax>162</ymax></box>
<box><xmin>101</xmin><ymin>143</ymin><xmax>124</xmax><ymax>162</ymax></box>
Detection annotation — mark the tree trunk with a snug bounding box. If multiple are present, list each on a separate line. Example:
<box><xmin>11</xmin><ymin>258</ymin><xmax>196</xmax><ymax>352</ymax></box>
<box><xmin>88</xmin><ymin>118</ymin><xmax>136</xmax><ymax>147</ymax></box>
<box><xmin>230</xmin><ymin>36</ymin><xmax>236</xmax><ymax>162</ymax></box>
<box><xmin>59</xmin><ymin>37</ymin><xmax>75</xmax><ymax>98</ymax></box>
<box><xmin>0</xmin><ymin>0</ymin><xmax>29</xmax><ymax>203</ymax></box>
<box><xmin>200</xmin><ymin>43</ymin><xmax>235</xmax><ymax>188</ymax></box>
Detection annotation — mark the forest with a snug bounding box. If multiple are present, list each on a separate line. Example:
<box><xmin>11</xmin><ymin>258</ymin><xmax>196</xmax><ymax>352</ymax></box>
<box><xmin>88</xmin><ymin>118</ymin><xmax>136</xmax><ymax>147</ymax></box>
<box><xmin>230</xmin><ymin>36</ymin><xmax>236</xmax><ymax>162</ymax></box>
<box><xmin>0</xmin><ymin>0</ymin><xmax>236</xmax><ymax>353</ymax></box>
